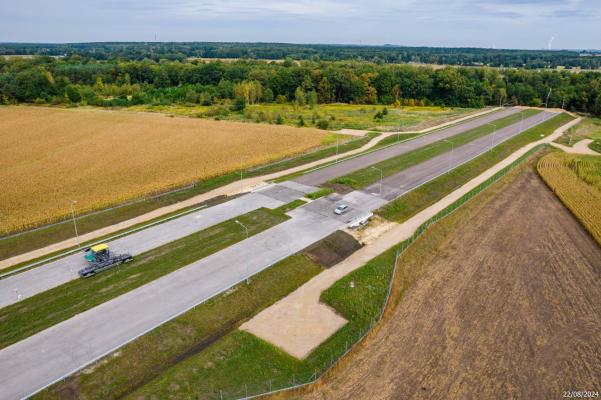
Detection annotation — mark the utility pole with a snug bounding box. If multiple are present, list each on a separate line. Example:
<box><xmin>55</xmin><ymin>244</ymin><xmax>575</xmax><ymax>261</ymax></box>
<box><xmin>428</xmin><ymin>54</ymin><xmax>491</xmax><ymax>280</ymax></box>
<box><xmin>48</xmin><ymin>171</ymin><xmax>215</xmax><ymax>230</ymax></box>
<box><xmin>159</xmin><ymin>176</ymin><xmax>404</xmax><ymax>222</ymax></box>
<box><xmin>335</xmin><ymin>134</ymin><xmax>340</xmax><ymax>163</ymax></box>
<box><xmin>70</xmin><ymin>200</ymin><xmax>81</xmax><ymax>249</ymax></box>
<box><xmin>371</xmin><ymin>166</ymin><xmax>383</xmax><ymax>196</ymax></box>
<box><xmin>235</xmin><ymin>220</ymin><xmax>250</xmax><ymax>284</ymax></box>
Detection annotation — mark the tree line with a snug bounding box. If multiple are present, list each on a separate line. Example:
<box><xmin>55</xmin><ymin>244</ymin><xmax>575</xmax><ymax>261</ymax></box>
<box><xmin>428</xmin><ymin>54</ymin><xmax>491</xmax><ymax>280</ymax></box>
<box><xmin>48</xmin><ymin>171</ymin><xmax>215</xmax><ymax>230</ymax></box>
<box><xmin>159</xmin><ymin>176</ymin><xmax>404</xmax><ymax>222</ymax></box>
<box><xmin>1</xmin><ymin>42</ymin><xmax>600</xmax><ymax>69</ymax></box>
<box><xmin>1</xmin><ymin>56</ymin><xmax>600</xmax><ymax>116</ymax></box>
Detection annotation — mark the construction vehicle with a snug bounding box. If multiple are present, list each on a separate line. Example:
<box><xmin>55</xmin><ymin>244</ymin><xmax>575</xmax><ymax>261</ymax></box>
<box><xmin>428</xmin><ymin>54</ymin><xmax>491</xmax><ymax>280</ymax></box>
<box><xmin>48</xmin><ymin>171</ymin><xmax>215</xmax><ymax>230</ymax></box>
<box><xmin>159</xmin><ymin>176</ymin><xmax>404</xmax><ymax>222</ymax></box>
<box><xmin>78</xmin><ymin>243</ymin><xmax>133</xmax><ymax>278</ymax></box>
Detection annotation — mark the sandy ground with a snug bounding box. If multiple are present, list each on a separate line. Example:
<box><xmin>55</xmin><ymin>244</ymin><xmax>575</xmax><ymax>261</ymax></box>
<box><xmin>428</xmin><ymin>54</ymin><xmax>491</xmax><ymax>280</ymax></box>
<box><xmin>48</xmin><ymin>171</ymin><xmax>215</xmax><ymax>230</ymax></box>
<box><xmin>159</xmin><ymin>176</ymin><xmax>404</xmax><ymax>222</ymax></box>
<box><xmin>1</xmin><ymin>108</ymin><xmax>499</xmax><ymax>270</ymax></box>
<box><xmin>550</xmin><ymin>139</ymin><xmax>601</xmax><ymax>155</ymax></box>
<box><xmin>335</xmin><ymin>129</ymin><xmax>372</xmax><ymax>137</ymax></box>
<box><xmin>240</xmin><ymin>116</ymin><xmax>581</xmax><ymax>359</ymax></box>
<box><xmin>298</xmin><ymin>168</ymin><xmax>601</xmax><ymax>400</ymax></box>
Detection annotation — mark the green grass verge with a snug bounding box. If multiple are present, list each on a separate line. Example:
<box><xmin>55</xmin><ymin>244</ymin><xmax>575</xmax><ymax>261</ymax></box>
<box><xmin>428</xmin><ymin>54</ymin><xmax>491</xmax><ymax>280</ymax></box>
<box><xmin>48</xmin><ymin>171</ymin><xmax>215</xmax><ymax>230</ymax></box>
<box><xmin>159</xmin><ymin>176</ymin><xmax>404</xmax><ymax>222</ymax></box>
<box><xmin>36</xmin><ymin>253</ymin><xmax>322</xmax><ymax>400</ymax></box>
<box><xmin>122</xmin><ymin>248</ymin><xmax>397</xmax><ymax>400</ymax></box>
<box><xmin>330</xmin><ymin>109</ymin><xmax>541</xmax><ymax>190</ymax></box>
<box><xmin>0</xmin><ymin>208</ymin><xmax>289</xmax><ymax>350</ymax></box>
<box><xmin>554</xmin><ymin>116</ymin><xmax>601</xmax><ymax>146</ymax></box>
<box><xmin>273</xmin><ymin>199</ymin><xmax>307</xmax><ymax>214</ymax></box>
<box><xmin>589</xmin><ymin>139</ymin><xmax>601</xmax><ymax>153</ymax></box>
<box><xmin>0</xmin><ymin>133</ymin><xmax>378</xmax><ymax>263</ymax></box>
<box><xmin>378</xmin><ymin>112</ymin><xmax>575</xmax><ymax>222</ymax></box>
<box><xmin>306</xmin><ymin>188</ymin><xmax>334</xmax><ymax>200</ymax></box>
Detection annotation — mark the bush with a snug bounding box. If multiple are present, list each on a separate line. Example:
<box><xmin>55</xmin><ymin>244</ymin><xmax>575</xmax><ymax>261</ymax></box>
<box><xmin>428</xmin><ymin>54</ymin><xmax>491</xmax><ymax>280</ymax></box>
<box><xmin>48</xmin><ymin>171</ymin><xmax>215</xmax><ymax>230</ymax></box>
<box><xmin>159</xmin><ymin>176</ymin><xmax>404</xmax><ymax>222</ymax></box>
<box><xmin>317</xmin><ymin>119</ymin><xmax>330</xmax><ymax>130</ymax></box>
<box><xmin>275</xmin><ymin>114</ymin><xmax>284</xmax><ymax>125</ymax></box>
<box><xmin>230</xmin><ymin>96</ymin><xmax>246</xmax><ymax>112</ymax></box>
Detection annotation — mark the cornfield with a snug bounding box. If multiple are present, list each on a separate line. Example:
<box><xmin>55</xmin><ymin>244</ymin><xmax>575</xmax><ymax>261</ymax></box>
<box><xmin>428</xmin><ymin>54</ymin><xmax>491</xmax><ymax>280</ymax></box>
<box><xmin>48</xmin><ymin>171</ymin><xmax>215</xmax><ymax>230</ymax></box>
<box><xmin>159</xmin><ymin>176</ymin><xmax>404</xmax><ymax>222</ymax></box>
<box><xmin>0</xmin><ymin>106</ymin><xmax>326</xmax><ymax>234</ymax></box>
<box><xmin>537</xmin><ymin>152</ymin><xmax>601</xmax><ymax>244</ymax></box>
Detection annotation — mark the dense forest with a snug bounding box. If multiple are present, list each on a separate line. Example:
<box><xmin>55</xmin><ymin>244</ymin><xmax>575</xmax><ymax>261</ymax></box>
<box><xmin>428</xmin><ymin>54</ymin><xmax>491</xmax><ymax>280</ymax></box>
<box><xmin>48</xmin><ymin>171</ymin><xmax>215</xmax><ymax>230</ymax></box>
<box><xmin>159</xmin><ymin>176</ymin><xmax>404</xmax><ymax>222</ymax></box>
<box><xmin>1</xmin><ymin>42</ymin><xmax>601</xmax><ymax>69</ymax></box>
<box><xmin>1</xmin><ymin>56</ymin><xmax>600</xmax><ymax>116</ymax></box>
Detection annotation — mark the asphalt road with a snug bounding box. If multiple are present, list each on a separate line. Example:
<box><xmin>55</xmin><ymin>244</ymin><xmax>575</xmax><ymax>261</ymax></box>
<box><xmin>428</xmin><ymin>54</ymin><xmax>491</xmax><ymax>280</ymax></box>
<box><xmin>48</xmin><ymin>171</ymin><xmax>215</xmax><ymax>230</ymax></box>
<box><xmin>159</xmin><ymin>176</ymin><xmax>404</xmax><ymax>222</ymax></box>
<box><xmin>293</xmin><ymin>107</ymin><xmax>521</xmax><ymax>186</ymax></box>
<box><xmin>364</xmin><ymin>111</ymin><xmax>558</xmax><ymax>200</ymax></box>
<box><xmin>0</xmin><ymin>181</ymin><xmax>315</xmax><ymax>308</ymax></box>
<box><xmin>0</xmin><ymin>109</ymin><xmax>559</xmax><ymax>399</ymax></box>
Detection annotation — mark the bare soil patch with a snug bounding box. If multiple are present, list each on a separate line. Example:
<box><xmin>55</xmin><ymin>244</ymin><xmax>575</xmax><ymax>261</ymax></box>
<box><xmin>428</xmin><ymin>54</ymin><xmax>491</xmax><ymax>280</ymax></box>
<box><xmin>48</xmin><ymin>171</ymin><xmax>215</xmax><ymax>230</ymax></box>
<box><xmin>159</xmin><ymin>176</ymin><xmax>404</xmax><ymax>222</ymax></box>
<box><xmin>297</xmin><ymin>169</ymin><xmax>601</xmax><ymax>400</ymax></box>
<box><xmin>303</xmin><ymin>231</ymin><xmax>362</xmax><ymax>268</ymax></box>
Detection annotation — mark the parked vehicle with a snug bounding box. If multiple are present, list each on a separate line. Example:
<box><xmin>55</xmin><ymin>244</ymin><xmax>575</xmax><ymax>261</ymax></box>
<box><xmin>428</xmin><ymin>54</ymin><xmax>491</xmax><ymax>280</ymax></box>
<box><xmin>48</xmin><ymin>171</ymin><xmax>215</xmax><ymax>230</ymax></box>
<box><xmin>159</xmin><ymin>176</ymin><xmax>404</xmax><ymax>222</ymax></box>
<box><xmin>334</xmin><ymin>204</ymin><xmax>350</xmax><ymax>215</ymax></box>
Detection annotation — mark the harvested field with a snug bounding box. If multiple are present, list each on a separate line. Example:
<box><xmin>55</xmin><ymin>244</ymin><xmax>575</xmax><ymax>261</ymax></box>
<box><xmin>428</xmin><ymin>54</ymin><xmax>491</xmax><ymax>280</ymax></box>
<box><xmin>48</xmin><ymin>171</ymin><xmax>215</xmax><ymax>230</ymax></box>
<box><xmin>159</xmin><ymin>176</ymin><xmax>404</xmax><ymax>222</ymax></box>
<box><xmin>538</xmin><ymin>152</ymin><xmax>601</xmax><ymax>244</ymax></box>
<box><xmin>297</xmin><ymin>168</ymin><xmax>601</xmax><ymax>400</ymax></box>
<box><xmin>0</xmin><ymin>106</ymin><xmax>326</xmax><ymax>234</ymax></box>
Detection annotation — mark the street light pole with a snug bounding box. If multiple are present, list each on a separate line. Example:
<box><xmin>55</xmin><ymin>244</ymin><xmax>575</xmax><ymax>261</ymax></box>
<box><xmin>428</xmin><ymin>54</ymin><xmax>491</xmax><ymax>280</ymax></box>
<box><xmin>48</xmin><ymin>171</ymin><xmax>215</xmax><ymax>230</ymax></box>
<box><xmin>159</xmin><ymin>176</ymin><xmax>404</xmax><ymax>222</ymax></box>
<box><xmin>235</xmin><ymin>220</ymin><xmax>250</xmax><ymax>284</ymax></box>
<box><xmin>487</xmin><ymin>123</ymin><xmax>497</xmax><ymax>150</ymax></box>
<box><xmin>371</xmin><ymin>166</ymin><xmax>383</xmax><ymax>196</ymax></box>
<box><xmin>442</xmin><ymin>139</ymin><xmax>454</xmax><ymax>170</ymax></box>
<box><xmin>70</xmin><ymin>200</ymin><xmax>81</xmax><ymax>249</ymax></box>
<box><xmin>335</xmin><ymin>134</ymin><xmax>340</xmax><ymax>163</ymax></box>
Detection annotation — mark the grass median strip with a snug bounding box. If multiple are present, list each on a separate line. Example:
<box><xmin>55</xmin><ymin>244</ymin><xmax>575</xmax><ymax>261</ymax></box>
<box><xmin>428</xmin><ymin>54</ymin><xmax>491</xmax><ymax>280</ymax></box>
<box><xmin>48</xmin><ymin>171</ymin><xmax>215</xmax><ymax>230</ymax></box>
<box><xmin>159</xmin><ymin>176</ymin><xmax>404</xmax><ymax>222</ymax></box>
<box><xmin>36</xmin><ymin>253</ymin><xmax>323</xmax><ymax>400</ymax></box>
<box><xmin>377</xmin><ymin>112</ymin><xmax>574</xmax><ymax>222</ymax></box>
<box><xmin>0</xmin><ymin>207</ymin><xmax>290</xmax><ymax>350</ymax></box>
<box><xmin>328</xmin><ymin>109</ymin><xmax>541</xmax><ymax>190</ymax></box>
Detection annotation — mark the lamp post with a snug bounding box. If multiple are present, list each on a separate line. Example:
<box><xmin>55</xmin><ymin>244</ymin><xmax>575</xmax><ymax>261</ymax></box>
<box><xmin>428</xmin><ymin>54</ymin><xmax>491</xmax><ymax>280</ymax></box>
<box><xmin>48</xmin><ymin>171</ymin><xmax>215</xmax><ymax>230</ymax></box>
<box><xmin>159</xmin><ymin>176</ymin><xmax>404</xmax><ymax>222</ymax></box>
<box><xmin>335</xmin><ymin>134</ymin><xmax>340</xmax><ymax>163</ymax></box>
<box><xmin>442</xmin><ymin>139</ymin><xmax>454</xmax><ymax>170</ymax></box>
<box><xmin>70</xmin><ymin>200</ymin><xmax>81</xmax><ymax>249</ymax></box>
<box><xmin>371</xmin><ymin>166</ymin><xmax>383</xmax><ymax>196</ymax></box>
<box><xmin>235</xmin><ymin>220</ymin><xmax>250</xmax><ymax>284</ymax></box>
<box><xmin>239</xmin><ymin>156</ymin><xmax>244</xmax><ymax>193</ymax></box>
<box><xmin>487</xmin><ymin>123</ymin><xmax>497</xmax><ymax>150</ymax></box>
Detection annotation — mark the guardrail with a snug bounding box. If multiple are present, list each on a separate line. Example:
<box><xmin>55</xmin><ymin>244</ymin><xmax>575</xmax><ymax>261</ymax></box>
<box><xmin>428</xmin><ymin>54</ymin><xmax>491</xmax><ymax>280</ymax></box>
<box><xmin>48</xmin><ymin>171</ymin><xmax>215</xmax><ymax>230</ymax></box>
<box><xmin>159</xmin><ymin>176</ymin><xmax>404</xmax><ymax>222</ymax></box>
<box><xmin>210</xmin><ymin>143</ymin><xmax>544</xmax><ymax>400</ymax></box>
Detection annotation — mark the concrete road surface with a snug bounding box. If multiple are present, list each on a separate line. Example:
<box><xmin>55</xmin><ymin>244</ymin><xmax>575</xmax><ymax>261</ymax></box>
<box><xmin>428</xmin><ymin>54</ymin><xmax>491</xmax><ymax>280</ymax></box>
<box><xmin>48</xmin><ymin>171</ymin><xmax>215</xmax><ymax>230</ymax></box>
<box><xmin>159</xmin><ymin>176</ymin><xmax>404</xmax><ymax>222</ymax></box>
<box><xmin>364</xmin><ymin>111</ymin><xmax>558</xmax><ymax>200</ymax></box>
<box><xmin>0</xmin><ymin>182</ymin><xmax>316</xmax><ymax>309</ymax></box>
<box><xmin>0</xmin><ymin>205</ymin><xmax>347</xmax><ymax>400</ymax></box>
<box><xmin>293</xmin><ymin>107</ymin><xmax>521</xmax><ymax>186</ymax></box>
<box><xmin>0</xmin><ymin>111</ymin><xmax>560</xmax><ymax>399</ymax></box>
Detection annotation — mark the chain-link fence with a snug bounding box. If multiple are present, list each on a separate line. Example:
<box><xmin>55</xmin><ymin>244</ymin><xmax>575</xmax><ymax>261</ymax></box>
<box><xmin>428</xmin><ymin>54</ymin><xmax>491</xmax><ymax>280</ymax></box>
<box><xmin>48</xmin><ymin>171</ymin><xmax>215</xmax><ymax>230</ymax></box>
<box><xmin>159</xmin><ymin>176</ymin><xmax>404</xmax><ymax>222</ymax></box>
<box><xmin>207</xmin><ymin>144</ymin><xmax>545</xmax><ymax>400</ymax></box>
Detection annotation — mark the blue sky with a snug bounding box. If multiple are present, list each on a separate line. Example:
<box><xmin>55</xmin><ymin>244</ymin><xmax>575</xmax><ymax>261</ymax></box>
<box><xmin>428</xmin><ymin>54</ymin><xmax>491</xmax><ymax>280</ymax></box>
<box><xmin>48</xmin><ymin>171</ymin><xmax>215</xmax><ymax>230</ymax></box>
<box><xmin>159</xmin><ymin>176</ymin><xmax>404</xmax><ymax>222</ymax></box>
<box><xmin>1</xmin><ymin>0</ymin><xmax>599</xmax><ymax>49</ymax></box>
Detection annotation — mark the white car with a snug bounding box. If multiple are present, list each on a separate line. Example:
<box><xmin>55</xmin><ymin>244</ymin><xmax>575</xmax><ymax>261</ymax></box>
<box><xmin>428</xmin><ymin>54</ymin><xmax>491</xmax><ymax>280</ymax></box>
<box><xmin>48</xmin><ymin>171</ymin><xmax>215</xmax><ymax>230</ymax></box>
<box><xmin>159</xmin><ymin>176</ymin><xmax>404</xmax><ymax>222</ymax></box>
<box><xmin>334</xmin><ymin>204</ymin><xmax>350</xmax><ymax>215</ymax></box>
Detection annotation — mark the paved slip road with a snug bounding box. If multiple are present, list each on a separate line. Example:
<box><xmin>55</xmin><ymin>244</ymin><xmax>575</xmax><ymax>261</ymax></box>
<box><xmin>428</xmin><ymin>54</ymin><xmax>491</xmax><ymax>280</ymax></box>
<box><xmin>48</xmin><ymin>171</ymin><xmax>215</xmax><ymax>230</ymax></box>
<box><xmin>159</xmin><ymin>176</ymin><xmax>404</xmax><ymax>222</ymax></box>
<box><xmin>0</xmin><ymin>110</ymin><xmax>559</xmax><ymax>400</ymax></box>
<box><xmin>293</xmin><ymin>107</ymin><xmax>521</xmax><ymax>186</ymax></box>
<box><xmin>0</xmin><ymin>181</ymin><xmax>316</xmax><ymax>309</ymax></box>
<box><xmin>364</xmin><ymin>110</ymin><xmax>558</xmax><ymax>200</ymax></box>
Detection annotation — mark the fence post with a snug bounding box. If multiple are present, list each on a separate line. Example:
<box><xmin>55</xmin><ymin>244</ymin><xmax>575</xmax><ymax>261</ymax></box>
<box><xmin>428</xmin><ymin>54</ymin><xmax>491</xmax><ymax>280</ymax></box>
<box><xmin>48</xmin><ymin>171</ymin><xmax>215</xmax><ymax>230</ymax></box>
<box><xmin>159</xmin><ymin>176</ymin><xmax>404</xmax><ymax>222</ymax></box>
<box><xmin>245</xmin><ymin>384</ymin><xmax>248</xmax><ymax>398</ymax></box>
<box><xmin>269</xmin><ymin>379</ymin><xmax>272</xmax><ymax>392</ymax></box>
<box><xmin>220</xmin><ymin>389</ymin><xmax>223</xmax><ymax>400</ymax></box>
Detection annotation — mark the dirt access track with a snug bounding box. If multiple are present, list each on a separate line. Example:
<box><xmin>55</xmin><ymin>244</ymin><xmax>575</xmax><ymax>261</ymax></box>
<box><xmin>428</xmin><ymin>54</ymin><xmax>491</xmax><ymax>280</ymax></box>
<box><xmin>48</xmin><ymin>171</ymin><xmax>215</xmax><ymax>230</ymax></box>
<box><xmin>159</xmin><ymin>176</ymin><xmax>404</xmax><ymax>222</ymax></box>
<box><xmin>296</xmin><ymin>169</ymin><xmax>601</xmax><ymax>400</ymax></box>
